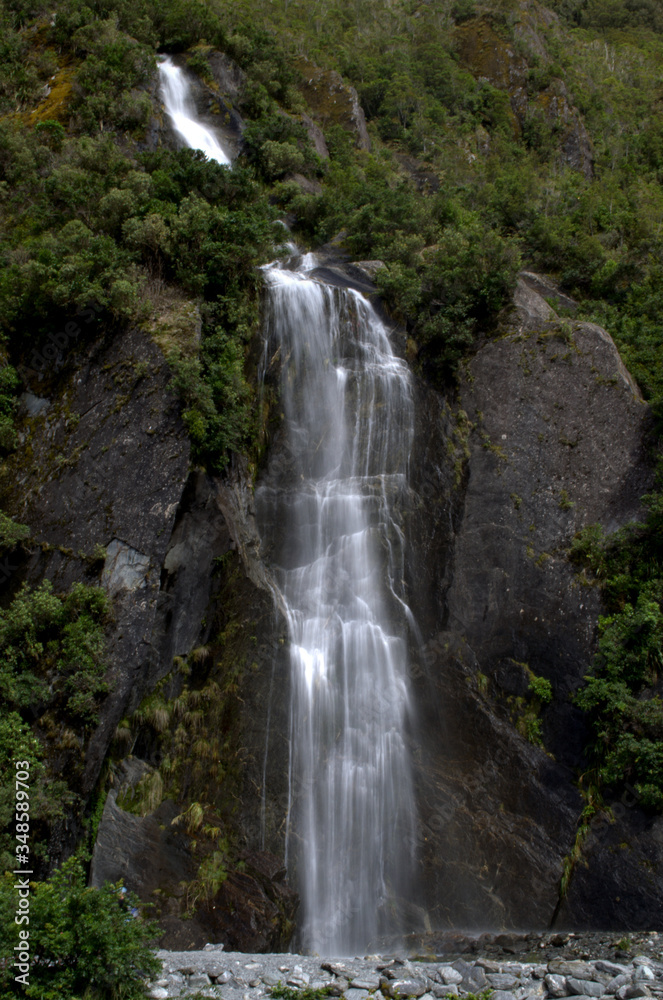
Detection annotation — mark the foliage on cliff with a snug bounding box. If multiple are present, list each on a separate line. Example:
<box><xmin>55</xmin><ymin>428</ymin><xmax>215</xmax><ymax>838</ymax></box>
<box><xmin>0</xmin><ymin>580</ymin><xmax>110</xmax><ymax>871</ymax></box>
<box><xmin>571</xmin><ymin>491</ymin><xmax>663</xmax><ymax>810</ymax></box>
<box><xmin>0</xmin><ymin>858</ymin><xmax>159</xmax><ymax>999</ymax></box>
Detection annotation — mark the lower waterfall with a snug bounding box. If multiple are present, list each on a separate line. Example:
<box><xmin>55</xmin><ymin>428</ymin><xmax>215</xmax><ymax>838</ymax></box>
<box><xmin>256</xmin><ymin>255</ymin><xmax>419</xmax><ymax>955</ymax></box>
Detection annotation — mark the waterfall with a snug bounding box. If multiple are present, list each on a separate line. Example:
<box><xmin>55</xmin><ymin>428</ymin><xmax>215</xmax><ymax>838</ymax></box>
<box><xmin>157</xmin><ymin>55</ymin><xmax>230</xmax><ymax>165</ymax></box>
<box><xmin>257</xmin><ymin>255</ymin><xmax>418</xmax><ymax>955</ymax></box>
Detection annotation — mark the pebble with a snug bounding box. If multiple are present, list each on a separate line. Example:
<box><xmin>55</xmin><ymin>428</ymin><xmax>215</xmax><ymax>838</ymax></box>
<box><xmin>386</xmin><ymin>979</ymin><xmax>428</xmax><ymax>998</ymax></box>
<box><xmin>188</xmin><ymin>972</ymin><xmax>211</xmax><ymax>988</ymax></box>
<box><xmin>567</xmin><ymin>981</ymin><xmax>604</xmax><ymax>997</ymax></box>
<box><xmin>438</xmin><ymin>967</ymin><xmax>464</xmax><ymax>985</ymax></box>
<box><xmin>598</xmin><ymin>965</ymin><xmax>630</xmax><ymax>978</ymax></box>
<box><xmin>148</xmin><ymin>941</ymin><xmax>663</xmax><ymax>1000</ymax></box>
<box><xmin>546</xmin><ymin>974</ymin><xmax>569</xmax><ymax>997</ymax></box>
<box><xmin>489</xmin><ymin>975</ymin><xmax>521</xmax><ymax>989</ymax></box>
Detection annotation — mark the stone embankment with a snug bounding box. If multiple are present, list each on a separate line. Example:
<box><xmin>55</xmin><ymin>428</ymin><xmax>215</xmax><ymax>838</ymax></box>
<box><xmin>147</xmin><ymin>932</ymin><xmax>663</xmax><ymax>1000</ymax></box>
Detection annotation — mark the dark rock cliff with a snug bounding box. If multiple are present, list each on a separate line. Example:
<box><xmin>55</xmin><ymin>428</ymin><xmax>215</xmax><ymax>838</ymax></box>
<box><xmin>406</xmin><ymin>273</ymin><xmax>660</xmax><ymax>931</ymax></box>
<box><xmin>10</xmin><ymin>264</ymin><xmax>661</xmax><ymax>947</ymax></box>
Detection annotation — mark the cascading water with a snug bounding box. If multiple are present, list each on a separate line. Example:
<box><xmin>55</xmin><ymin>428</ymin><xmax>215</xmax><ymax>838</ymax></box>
<box><xmin>257</xmin><ymin>255</ymin><xmax>418</xmax><ymax>955</ymax></box>
<box><xmin>157</xmin><ymin>55</ymin><xmax>230</xmax><ymax>165</ymax></box>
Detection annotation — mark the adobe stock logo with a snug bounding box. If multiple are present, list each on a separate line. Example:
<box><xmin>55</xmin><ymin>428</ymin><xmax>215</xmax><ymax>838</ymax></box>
<box><xmin>26</xmin><ymin>302</ymin><xmax>102</xmax><ymax>375</ymax></box>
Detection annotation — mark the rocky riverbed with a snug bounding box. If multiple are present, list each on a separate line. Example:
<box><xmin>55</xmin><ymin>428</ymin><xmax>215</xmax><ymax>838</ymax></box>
<box><xmin>147</xmin><ymin>932</ymin><xmax>663</xmax><ymax>1000</ymax></box>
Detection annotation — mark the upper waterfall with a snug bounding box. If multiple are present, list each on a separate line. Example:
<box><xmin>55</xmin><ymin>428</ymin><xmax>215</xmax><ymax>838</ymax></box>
<box><xmin>157</xmin><ymin>55</ymin><xmax>230</xmax><ymax>166</ymax></box>
<box><xmin>257</xmin><ymin>255</ymin><xmax>419</xmax><ymax>955</ymax></box>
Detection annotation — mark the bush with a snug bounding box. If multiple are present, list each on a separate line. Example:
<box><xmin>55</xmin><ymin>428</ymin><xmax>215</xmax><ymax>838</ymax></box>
<box><xmin>0</xmin><ymin>858</ymin><xmax>160</xmax><ymax>1000</ymax></box>
<box><xmin>571</xmin><ymin>505</ymin><xmax>663</xmax><ymax>809</ymax></box>
<box><xmin>0</xmin><ymin>580</ymin><xmax>110</xmax><ymax>724</ymax></box>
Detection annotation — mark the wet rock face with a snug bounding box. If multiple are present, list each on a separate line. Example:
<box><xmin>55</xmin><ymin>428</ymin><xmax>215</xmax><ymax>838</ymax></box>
<box><xmin>90</xmin><ymin>758</ymin><xmax>195</xmax><ymax>909</ymax></box>
<box><xmin>405</xmin><ymin>273</ymin><xmax>659</xmax><ymax>929</ymax></box>
<box><xmin>5</xmin><ymin>325</ymin><xmax>190</xmax><ymax>807</ymax></box>
<box><xmin>450</xmin><ymin>276</ymin><xmax>650</xmax><ymax>762</ymax></box>
<box><xmin>193</xmin><ymin>852</ymin><xmax>297</xmax><ymax>953</ymax></box>
<box><xmin>151</xmin><ymin>471</ymin><xmax>232</xmax><ymax>684</ymax></box>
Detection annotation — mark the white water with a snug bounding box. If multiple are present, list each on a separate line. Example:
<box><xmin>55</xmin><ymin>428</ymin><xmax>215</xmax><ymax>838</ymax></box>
<box><xmin>157</xmin><ymin>55</ymin><xmax>230</xmax><ymax>165</ymax></box>
<box><xmin>257</xmin><ymin>257</ymin><xmax>418</xmax><ymax>955</ymax></box>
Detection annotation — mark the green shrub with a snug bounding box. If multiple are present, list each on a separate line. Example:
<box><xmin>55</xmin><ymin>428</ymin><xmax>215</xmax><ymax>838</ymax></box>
<box><xmin>0</xmin><ymin>580</ymin><xmax>110</xmax><ymax>724</ymax></box>
<box><xmin>0</xmin><ymin>858</ymin><xmax>160</xmax><ymax>1000</ymax></box>
<box><xmin>571</xmin><ymin>504</ymin><xmax>663</xmax><ymax>809</ymax></box>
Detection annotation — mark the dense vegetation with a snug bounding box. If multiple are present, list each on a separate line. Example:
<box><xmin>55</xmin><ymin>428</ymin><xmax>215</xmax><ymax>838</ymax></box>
<box><xmin>0</xmin><ymin>0</ymin><xmax>662</xmax><ymax>985</ymax></box>
<box><xmin>0</xmin><ymin>858</ymin><xmax>159</xmax><ymax>999</ymax></box>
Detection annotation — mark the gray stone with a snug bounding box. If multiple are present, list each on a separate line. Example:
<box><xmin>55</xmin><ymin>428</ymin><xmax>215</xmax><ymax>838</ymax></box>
<box><xmin>491</xmin><ymin>991</ymin><xmax>517</xmax><ymax>1000</ymax></box>
<box><xmin>387</xmin><ymin>980</ymin><xmax>428</xmax><ymax>998</ymax></box>
<box><xmin>20</xmin><ymin>392</ymin><xmax>50</xmax><ymax>417</ymax></box>
<box><xmin>488</xmin><ymin>975</ymin><xmax>520</xmax><ymax>990</ymax></box>
<box><xmin>148</xmin><ymin>990</ymin><xmax>168</xmax><ymax>1000</ymax></box>
<box><xmin>188</xmin><ymin>972</ymin><xmax>212</xmax><ymax>987</ymax></box>
<box><xmin>323</xmin><ymin>964</ymin><xmax>353</xmax><ymax>979</ymax></box>
<box><xmin>617</xmin><ymin>987</ymin><xmax>650</xmax><ymax>1000</ymax></box>
<box><xmin>102</xmin><ymin>537</ymin><xmax>151</xmax><ymax>595</ymax></box>
<box><xmin>352</xmin><ymin>981</ymin><xmax>381</xmax><ymax>991</ymax></box>
<box><xmin>437</xmin><ymin>968</ymin><xmax>463</xmax><ymax>986</ymax></box>
<box><xmin>634</xmin><ymin>970</ymin><xmax>655</xmax><ymax>984</ymax></box>
<box><xmin>567</xmin><ymin>981</ymin><xmax>603</xmax><ymax>998</ymax></box>
<box><xmin>597</xmin><ymin>966</ymin><xmax>629</xmax><ymax>979</ymax></box>
<box><xmin>633</xmin><ymin>961</ymin><xmax>655</xmax><ymax>970</ymax></box>
<box><xmin>549</xmin><ymin>965</ymin><xmax>601</xmax><ymax>983</ymax></box>
<box><xmin>344</xmin><ymin>990</ymin><xmax>370</xmax><ymax>1000</ymax></box>
<box><xmin>464</xmin><ymin>969</ymin><xmax>488</xmax><ymax>993</ymax></box>
<box><xmin>433</xmin><ymin>986</ymin><xmax>458</xmax><ymax>998</ymax></box>
<box><xmin>545</xmin><ymin>974</ymin><xmax>568</xmax><ymax>998</ymax></box>
<box><xmin>330</xmin><ymin>981</ymin><xmax>350</xmax><ymax>996</ymax></box>
<box><xmin>607</xmin><ymin>977</ymin><xmax>631</xmax><ymax>994</ymax></box>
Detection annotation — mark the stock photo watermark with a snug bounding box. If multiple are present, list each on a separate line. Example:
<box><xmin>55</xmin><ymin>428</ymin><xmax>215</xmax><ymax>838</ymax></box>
<box><xmin>13</xmin><ymin>759</ymin><xmax>32</xmax><ymax>988</ymax></box>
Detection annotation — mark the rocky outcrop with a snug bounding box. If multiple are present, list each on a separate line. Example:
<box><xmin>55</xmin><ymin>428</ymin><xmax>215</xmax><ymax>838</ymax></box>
<box><xmin>4</xmin><ymin>323</ymin><xmax>190</xmax><ymax>817</ymax></box>
<box><xmin>297</xmin><ymin>59</ymin><xmax>371</xmax><ymax>151</ymax></box>
<box><xmin>407</xmin><ymin>271</ymin><xmax>659</xmax><ymax>930</ymax></box>
<box><xmin>455</xmin><ymin>9</ymin><xmax>593</xmax><ymax>177</ymax></box>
